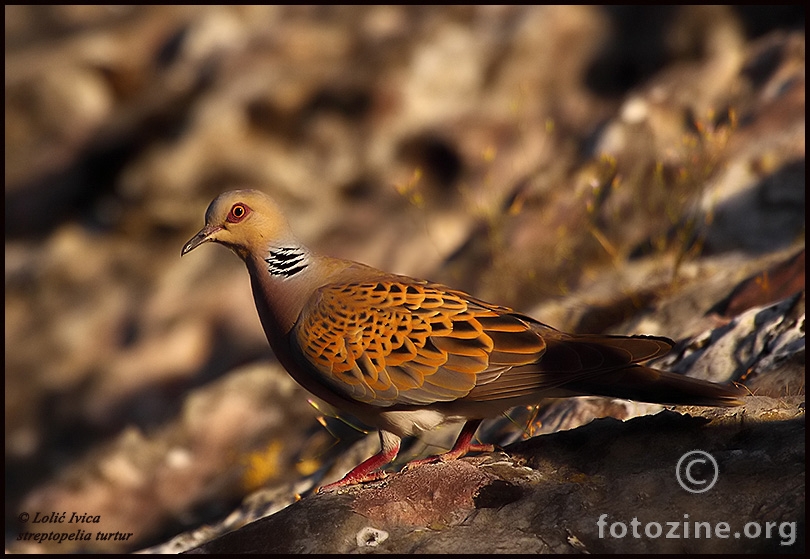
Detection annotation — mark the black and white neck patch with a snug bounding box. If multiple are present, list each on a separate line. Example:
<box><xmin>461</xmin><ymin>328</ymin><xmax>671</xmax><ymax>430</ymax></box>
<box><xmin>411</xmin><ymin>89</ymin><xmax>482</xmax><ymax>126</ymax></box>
<box><xmin>265</xmin><ymin>247</ymin><xmax>309</xmax><ymax>278</ymax></box>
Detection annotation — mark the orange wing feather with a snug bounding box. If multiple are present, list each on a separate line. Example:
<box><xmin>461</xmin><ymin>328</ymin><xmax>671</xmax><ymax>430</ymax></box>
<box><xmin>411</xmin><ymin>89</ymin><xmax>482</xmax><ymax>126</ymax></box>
<box><xmin>293</xmin><ymin>280</ymin><xmax>546</xmax><ymax>406</ymax></box>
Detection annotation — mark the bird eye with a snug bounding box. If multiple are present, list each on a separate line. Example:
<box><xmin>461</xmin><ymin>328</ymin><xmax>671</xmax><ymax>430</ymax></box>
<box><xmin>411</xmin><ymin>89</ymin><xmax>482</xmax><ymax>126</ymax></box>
<box><xmin>227</xmin><ymin>203</ymin><xmax>250</xmax><ymax>223</ymax></box>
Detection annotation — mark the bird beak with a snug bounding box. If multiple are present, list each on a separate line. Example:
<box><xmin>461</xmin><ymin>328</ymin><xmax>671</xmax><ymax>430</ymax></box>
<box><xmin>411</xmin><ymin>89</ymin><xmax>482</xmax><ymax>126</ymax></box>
<box><xmin>181</xmin><ymin>224</ymin><xmax>222</xmax><ymax>256</ymax></box>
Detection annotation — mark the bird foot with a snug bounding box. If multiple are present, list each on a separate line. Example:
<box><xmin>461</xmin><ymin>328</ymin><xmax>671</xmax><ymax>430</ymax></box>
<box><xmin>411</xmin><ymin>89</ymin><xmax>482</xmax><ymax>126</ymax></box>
<box><xmin>317</xmin><ymin>470</ymin><xmax>388</xmax><ymax>493</ymax></box>
<box><xmin>403</xmin><ymin>443</ymin><xmax>495</xmax><ymax>471</ymax></box>
<box><xmin>317</xmin><ymin>435</ymin><xmax>400</xmax><ymax>493</ymax></box>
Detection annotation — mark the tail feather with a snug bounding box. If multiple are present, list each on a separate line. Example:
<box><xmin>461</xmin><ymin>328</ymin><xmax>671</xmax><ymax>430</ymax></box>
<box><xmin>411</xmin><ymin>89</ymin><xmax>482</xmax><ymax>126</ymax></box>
<box><xmin>565</xmin><ymin>365</ymin><xmax>745</xmax><ymax>407</ymax></box>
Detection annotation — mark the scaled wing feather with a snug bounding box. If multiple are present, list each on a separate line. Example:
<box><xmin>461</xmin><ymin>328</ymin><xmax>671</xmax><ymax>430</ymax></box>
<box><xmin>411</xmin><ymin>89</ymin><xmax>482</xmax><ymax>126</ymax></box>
<box><xmin>293</xmin><ymin>281</ymin><xmax>546</xmax><ymax>407</ymax></box>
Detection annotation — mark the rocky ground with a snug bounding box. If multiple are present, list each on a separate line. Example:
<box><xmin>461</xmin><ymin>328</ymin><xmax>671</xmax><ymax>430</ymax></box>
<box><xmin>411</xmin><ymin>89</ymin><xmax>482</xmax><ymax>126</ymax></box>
<box><xmin>5</xmin><ymin>6</ymin><xmax>804</xmax><ymax>553</ymax></box>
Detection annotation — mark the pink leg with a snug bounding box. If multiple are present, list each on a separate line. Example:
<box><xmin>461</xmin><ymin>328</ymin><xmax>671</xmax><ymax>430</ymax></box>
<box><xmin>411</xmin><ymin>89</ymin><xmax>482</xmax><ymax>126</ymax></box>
<box><xmin>318</xmin><ymin>431</ymin><xmax>401</xmax><ymax>492</ymax></box>
<box><xmin>405</xmin><ymin>419</ymin><xmax>493</xmax><ymax>469</ymax></box>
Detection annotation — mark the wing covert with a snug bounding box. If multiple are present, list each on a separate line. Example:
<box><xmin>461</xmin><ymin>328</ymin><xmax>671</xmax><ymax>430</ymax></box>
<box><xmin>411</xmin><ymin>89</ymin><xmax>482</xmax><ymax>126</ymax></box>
<box><xmin>292</xmin><ymin>280</ymin><xmax>546</xmax><ymax>407</ymax></box>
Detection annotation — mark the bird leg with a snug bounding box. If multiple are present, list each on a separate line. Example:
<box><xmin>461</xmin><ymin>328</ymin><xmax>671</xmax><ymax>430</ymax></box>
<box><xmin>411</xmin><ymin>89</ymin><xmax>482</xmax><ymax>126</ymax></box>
<box><xmin>404</xmin><ymin>419</ymin><xmax>493</xmax><ymax>469</ymax></box>
<box><xmin>318</xmin><ymin>431</ymin><xmax>401</xmax><ymax>492</ymax></box>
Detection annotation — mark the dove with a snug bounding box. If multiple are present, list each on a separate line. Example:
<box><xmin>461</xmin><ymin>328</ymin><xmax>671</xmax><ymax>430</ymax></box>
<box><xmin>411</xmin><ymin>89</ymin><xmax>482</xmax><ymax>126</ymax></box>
<box><xmin>182</xmin><ymin>189</ymin><xmax>743</xmax><ymax>491</ymax></box>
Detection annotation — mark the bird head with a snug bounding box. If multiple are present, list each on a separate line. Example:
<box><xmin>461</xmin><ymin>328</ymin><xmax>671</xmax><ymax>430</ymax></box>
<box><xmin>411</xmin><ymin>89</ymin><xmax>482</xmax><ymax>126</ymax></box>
<box><xmin>181</xmin><ymin>189</ymin><xmax>296</xmax><ymax>260</ymax></box>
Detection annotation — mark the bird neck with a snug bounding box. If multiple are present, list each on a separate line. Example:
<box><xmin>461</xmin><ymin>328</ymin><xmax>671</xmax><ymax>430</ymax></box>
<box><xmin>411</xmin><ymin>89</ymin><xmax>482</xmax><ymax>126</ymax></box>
<box><xmin>244</xmin><ymin>244</ymin><xmax>313</xmax><ymax>335</ymax></box>
<box><xmin>264</xmin><ymin>245</ymin><xmax>310</xmax><ymax>278</ymax></box>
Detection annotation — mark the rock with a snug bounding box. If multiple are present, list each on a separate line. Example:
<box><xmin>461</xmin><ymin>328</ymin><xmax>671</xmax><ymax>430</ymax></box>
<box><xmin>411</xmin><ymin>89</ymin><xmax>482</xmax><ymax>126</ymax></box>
<box><xmin>183</xmin><ymin>398</ymin><xmax>804</xmax><ymax>554</ymax></box>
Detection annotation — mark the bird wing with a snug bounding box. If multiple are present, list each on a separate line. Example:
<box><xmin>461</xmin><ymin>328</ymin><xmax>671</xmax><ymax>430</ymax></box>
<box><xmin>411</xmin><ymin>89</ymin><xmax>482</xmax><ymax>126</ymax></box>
<box><xmin>293</xmin><ymin>279</ymin><xmax>674</xmax><ymax>407</ymax></box>
<box><xmin>292</xmin><ymin>280</ymin><xmax>549</xmax><ymax>407</ymax></box>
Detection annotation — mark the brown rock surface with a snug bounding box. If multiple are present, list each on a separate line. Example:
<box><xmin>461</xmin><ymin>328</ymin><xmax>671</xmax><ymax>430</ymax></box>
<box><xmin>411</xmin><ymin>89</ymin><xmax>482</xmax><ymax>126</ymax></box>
<box><xmin>183</xmin><ymin>398</ymin><xmax>804</xmax><ymax>554</ymax></box>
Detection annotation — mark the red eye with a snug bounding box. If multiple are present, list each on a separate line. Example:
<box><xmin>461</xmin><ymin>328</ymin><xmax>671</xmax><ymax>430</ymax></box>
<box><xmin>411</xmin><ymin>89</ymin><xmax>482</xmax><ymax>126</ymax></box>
<box><xmin>227</xmin><ymin>203</ymin><xmax>250</xmax><ymax>223</ymax></box>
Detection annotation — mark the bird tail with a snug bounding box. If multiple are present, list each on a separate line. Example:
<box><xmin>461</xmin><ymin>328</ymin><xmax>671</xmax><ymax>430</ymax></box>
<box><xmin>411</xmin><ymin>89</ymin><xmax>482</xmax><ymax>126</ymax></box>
<box><xmin>566</xmin><ymin>365</ymin><xmax>745</xmax><ymax>407</ymax></box>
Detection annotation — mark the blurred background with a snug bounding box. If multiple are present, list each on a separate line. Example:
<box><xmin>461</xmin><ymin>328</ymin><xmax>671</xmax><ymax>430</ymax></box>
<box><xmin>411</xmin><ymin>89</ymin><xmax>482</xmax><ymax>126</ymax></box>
<box><xmin>5</xmin><ymin>5</ymin><xmax>805</xmax><ymax>552</ymax></box>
